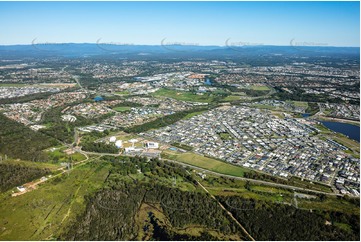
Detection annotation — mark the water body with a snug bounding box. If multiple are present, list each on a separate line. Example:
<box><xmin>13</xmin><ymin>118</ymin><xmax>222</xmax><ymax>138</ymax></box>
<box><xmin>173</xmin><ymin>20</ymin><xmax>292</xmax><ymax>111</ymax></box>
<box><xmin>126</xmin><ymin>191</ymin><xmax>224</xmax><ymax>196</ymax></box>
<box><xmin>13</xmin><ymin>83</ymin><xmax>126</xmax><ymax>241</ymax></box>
<box><xmin>204</xmin><ymin>78</ymin><xmax>212</xmax><ymax>85</ymax></box>
<box><xmin>320</xmin><ymin>121</ymin><xmax>360</xmax><ymax>142</ymax></box>
<box><xmin>302</xmin><ymin>113</ymin><xmax>311</xmax><ymax>118</ymax></box>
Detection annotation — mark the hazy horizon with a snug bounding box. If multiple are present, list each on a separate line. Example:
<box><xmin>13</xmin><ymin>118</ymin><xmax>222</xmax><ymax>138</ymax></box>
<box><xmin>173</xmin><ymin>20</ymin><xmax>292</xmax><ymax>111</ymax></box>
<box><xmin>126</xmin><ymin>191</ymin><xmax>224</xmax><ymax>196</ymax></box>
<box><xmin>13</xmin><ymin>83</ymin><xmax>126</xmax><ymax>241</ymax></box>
<box><xmin>0</xmin><ymin>1</ymin><xmax>359</xmax><ymax>47</ymax></box>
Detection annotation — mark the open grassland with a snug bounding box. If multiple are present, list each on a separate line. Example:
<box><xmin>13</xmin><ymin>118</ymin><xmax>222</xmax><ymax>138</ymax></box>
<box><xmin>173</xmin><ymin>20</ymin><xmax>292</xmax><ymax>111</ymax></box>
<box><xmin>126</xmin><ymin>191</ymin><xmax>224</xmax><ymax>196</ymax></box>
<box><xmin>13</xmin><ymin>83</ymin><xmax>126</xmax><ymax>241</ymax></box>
<box><xmin>251</xmin><ymin>103</ymin><xmax>282</xmax><ymax>111</ymax></box>
<box><xmin>222</xmin><ymin>95</ymin><xmax>244</xmax><ymax>102</ymax></box>
<box><xmin>0</xmin><ymin>83</ymin><xmax>29</xmax><ymax>87</ymax></box>
<box><xmin>317</xmin><ymin>116</ymin><xmax>360</xmax><ymax>126</ymax></box>
<box><xmin>162</xmin><ymin>150</ymin><xmax>248</xmax><ymax>177</ymax></box>
<box><xmin>0</xmin><ymin>161</ymin><xmax>110</xmax><ymax>240</ymax></box>
<box><xmin>46</xmin><ymin>148</ymin><xmax>87</xmax><ymax>163</ymax></box>
<box><xmin>1</xmin><ymin>158</ymin><xmax>61</xmax><ymax>171</ymax></box>
<box><xmin>331</xmin><ymin>135</ymin><xmax>360</xmax><ymax>157</ymax></box>
<box><xmin>298</xmin><ymin>197</ymin><xmax>360</xmax><ymax>215</ymax></box>
<box><xmin>289</xmin><ymin>100</ymin><xmax>308</xmax><ymax>108</ymax></box>
<box><xmin>115</xmin><ymin>90</ymin><xmax>130</xmax><ymax>95</ymax></box>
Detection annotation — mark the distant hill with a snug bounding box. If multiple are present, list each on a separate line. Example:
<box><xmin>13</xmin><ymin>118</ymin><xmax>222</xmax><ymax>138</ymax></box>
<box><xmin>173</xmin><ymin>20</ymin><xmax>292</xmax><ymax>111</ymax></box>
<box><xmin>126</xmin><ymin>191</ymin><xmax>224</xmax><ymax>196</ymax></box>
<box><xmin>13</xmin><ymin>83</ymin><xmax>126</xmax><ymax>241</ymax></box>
<box><xmin>0</xmin><ymin>43</ymin><xmax>359</xmax><ymax>60</ymax></box>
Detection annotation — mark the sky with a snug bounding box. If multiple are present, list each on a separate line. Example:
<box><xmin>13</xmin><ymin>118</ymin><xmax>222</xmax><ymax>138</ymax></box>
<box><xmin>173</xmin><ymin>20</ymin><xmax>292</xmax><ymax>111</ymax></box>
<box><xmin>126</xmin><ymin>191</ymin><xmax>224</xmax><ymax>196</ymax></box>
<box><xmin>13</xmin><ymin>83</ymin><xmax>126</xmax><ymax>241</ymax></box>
<box><xmin>0</xmin><ymin>1</ymin><xmax>359</xmax><ymax>47</ymax></box>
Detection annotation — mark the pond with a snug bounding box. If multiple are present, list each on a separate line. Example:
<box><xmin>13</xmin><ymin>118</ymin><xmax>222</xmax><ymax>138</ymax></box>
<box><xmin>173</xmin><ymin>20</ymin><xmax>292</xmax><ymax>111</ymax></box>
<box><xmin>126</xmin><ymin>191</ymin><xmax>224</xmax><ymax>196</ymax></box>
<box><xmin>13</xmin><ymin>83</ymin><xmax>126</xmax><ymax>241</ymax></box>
<box><xmin>204</xmin><ymin>78</ymin><xmax>212</xmax><ymax>85</ymax></box>
<box><xmin>320</xmin><ymin>121</ymin><xmax>360</xmax><ymax>142</ymax></box>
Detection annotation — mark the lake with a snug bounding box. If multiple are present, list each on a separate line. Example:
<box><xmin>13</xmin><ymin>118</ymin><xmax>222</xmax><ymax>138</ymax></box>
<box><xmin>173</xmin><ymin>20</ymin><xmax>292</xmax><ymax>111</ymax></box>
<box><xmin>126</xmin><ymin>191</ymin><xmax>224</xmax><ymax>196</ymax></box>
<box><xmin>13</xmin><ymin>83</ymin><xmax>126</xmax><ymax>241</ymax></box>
<box><xmin>320</xmin><ymin>121</ymin><xmax>360</xmax><ymax>142</ymax></box>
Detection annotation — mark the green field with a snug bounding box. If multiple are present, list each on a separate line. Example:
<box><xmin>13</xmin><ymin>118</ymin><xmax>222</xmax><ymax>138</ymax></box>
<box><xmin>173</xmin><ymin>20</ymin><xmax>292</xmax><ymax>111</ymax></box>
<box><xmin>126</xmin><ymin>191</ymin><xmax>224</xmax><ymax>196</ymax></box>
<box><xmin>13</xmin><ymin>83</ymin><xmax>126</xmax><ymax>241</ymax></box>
<box><xmin>222</xmin><ymin>95</ymin><xmax>243</xmax><ymax>102</ymax></box>
<box><xmin>200</xmin><ymin>174</ymin><xmax>291</xmax><ymax>202</ymax></box>
<box><xmin>153</xmin><ymin>88</ymin><xmax>214</xmax><ymax>103</ymax></box>
<box><xmin>46</xmin><ymin>148</ymin><xmax>87</xmax><ymax>163</ymax></box>
<box><xmin>162</xmin><ymin>150</ymin><xmax>248</xmax><ymax>177</ymax></box>
<box><xmin>1</xmin><ymin>158</ymin><xmax>61</xmax><ymax>171</ymax></box>
<box><xmin>0</xmin><ymin>83</ymin><xmax>29</xmax><ymax>87</ymax></box>
<box><xmin>289</xmin><ymin>101</ymin><xmax>308</xmax><ymax>108</ymax></box>
<box><xmin>112</xmin><ymin>106</ymin><xmax>132</xmax><ymax>112</ymax></box>
<box><xmin>0</xmin><ymin>160</ymin><xmax>110</xmax><ymax>240</ymax></box>
<box><xmin>248</xmin><ymin>85</ymin><xmax>270</xmax><ymax>91</ymax></box>
<box><xmin>115</xmin><ymin>90</ymin><xmax>130</xmax><ymax>95</ymax></box>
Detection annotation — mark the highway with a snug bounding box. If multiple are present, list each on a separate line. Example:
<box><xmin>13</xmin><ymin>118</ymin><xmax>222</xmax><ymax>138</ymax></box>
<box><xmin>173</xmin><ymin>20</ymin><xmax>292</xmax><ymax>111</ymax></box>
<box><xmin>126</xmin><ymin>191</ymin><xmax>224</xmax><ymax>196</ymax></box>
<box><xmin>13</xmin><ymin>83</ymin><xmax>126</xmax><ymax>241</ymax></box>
<box><xmin>74</xmin><ymin>145</ymin><xmax>342</xmax><ymax>197</ymax></box>
<box><xmin>162</xmin><ymin>158</ymin><xmax>341</xmax><ymax>197</ymax></box>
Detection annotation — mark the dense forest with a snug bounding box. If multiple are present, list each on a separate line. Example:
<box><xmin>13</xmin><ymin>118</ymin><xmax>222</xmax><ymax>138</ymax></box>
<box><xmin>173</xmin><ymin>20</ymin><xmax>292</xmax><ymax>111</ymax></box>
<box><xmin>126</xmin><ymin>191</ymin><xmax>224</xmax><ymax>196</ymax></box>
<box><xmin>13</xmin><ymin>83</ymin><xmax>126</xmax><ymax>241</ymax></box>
<box><xmin>0</xmin><ymin>163</ymin><xmax>50</xmax><ymax>192</ymax></box>
<box><xmin>0</xmin><ymin>114</ymin><xmax>58</xmax><ymax>161</ymax></box>
<box><xmin>0</xmin><ymin>91</ymin><xmax>54</xmax><ymax>105</ymax></box>
<box><xmin>61</xmin><ymin>156</ymin><xmax>247</xmax><ymax>240</ymax></box>
<box><xmin>81</xmin><ymin>142</ymin><xmax>119</xmax><ymax>154</ymax></box>
<box><xmin>62</xmin><ymin>183</ymin><xmax>245</xmax><ymax>241</ymax></box>
<box><xmin>218</xmin><ymin>196</ymin><xmax>360</xmax><ymax>241</ymax></box>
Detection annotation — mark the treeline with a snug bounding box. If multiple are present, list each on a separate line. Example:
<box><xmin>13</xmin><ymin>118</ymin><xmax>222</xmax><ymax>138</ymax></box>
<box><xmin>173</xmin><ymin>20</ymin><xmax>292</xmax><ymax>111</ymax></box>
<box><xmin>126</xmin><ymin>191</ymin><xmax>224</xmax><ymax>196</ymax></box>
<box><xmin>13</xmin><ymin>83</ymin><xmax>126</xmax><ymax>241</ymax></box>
<box><xmin>218</xmin><ymin>196</ymin><xmax>360</xmax><ymax>241</ymax></box>
<box><xmin>244</xmin><ymin>170</ymin><xmax>289</xmax><ymax>184</ymax></box>
<box><xmin>125</xmin><ymin>107</ymin><xmax>209</xmax><ymax>133</ymax></box>
<box><xmin>171</xmin><ymin>142</ymin><xmax>193</xmax><ymax>151</ymax></box>
<box><xmin>0</xmin><ymin>163</ymin><xmax>50</xmax><ymax>192</ymax></box>
<box><xmin>0</xmin><ymin>114</ymin><xmax>58</xmax><ymax>161</ymax></box>
<box><xmin>81</xmin><ymin>142</ymin><xmax>119</xmax><ymax>154</ymax></box>
<box><xmin>0</xmin><ymin>91</ymin><xmax>54</xmax><ymax>105</ymax></box>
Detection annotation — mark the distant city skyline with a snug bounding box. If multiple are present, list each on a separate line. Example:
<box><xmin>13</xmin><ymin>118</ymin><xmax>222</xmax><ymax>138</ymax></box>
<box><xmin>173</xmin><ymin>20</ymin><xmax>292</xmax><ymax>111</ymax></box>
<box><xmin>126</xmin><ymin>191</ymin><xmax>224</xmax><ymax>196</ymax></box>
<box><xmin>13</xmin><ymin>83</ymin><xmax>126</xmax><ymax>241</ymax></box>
<box><xmin>0</xmin><ymin>1</ymin><xmax>359</xmax><ymax>47</ymax></box>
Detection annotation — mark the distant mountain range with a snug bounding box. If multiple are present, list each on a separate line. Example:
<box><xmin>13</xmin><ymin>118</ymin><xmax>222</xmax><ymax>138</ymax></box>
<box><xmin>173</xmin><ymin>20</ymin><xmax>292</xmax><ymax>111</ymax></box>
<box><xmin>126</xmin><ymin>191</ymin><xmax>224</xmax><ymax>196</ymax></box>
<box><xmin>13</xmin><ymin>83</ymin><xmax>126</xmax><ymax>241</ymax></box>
<box><xmin>0</xmin><ymin>43</ymin><xmax>359</xmax><ymax>59</ymax></box>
